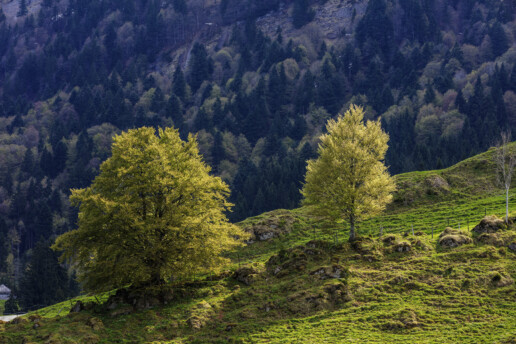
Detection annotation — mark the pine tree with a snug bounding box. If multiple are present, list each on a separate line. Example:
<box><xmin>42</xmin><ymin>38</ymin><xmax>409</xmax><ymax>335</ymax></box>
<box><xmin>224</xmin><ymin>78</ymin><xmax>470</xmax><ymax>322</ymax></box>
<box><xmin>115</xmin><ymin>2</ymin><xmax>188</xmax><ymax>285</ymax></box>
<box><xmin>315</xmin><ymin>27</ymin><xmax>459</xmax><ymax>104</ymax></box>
<box><xmin>173</xmin><ymin>65</ymin><xmax>187</xmax><ymax>102</ymax></box>
<box><xmin>490</xmin><ymin>21</ymin><xmax>509</xmax><ymax>58</ymax></box>
<box><xmin>17</xmin><ymin>0</ymin><xmax>28</xmax><ymax>17</ymax></box>
<box><xmin>188</xmin><ymin>43</ymin><xmax>213</xmax><ymax>93</ymax></box>
<box><xmin>212</xmin><ymin>131</ymin><xmax>225</xmax><ymax>168</ymax></box>
<box><xmin>292</xmin><ymin>0</ymin><xmax>315</xmax><ymax>29</ymax></box>
<box><xmin>173</xmin><ymin>0</ymin><xmax>187</xmax><ymax>15</ymax></box>
<box><xmin>19</xmin><ymin>242</ymin><xmax>72</xmax><ymax>310</ymax></box>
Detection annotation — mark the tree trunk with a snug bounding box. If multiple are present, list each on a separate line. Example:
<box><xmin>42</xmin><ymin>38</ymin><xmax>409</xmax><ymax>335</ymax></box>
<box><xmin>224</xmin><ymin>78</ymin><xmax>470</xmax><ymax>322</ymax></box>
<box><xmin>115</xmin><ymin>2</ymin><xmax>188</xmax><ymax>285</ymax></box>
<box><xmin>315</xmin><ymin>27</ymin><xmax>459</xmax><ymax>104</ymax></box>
<box><xmin>349</xmin><ymin>216</ymin><xmax>356</xmax><ymax>241</ymax></box>
<box><xmin>151</xmin><ymin>268</ymin><xmax>164</xmax><ymax>286</ymax></box>
<box><xmin>506</xmin><ymin>187</ymin><xmax>510</xmax><ymax>224</ymax></box>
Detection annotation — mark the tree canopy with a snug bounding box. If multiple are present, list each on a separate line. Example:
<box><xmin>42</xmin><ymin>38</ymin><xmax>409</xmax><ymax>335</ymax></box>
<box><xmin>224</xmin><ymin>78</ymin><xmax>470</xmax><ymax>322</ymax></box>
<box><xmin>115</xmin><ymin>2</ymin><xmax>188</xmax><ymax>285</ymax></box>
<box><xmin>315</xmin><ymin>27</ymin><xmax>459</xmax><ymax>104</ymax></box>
<box><xmin>53</xmin><ymin>127</ymin><xmax>247</xmax><ymax>292</ymax></box>
<box><xmin>301</xmin><ymin>105</ymin><xmax>395</xmax><ymax>241</ymax></box>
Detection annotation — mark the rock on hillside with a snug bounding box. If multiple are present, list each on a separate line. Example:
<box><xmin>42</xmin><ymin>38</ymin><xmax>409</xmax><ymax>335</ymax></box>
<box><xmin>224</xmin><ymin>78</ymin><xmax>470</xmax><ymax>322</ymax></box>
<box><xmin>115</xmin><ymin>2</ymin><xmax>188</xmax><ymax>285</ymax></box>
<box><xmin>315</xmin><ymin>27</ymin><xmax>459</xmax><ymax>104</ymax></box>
<box><xmin>240</xmin><ymin>210</ymin><xmax>298</xmax><ymax>242</ymax></box>
<box><xmin>472</xmin><ymin>215</ymin><xmax>507</xmax><ymax>234</ymax></box>
<box><xmin>438</xmin><ymin>227</ymin><xmax>473</xmax><ymax>248</ymax></box>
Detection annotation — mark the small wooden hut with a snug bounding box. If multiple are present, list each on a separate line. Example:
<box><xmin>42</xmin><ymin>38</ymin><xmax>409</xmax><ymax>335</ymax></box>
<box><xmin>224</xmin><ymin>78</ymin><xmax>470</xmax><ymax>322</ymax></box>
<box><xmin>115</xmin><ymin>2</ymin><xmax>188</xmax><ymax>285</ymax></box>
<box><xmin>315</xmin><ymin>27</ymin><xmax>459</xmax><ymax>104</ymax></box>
<box><xmin>0</xmin><ymin>284</ymin><xmax>11</xmax><ymax>300</ymax></box>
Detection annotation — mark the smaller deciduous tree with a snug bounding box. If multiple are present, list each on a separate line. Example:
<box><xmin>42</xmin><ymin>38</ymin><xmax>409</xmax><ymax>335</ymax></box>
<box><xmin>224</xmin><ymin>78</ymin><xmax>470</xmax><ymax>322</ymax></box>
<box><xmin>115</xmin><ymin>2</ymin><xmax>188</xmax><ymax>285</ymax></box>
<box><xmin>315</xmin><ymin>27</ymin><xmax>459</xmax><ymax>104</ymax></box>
<box><xmin>494</xmin><ymin>131</ymin><xmax>516</xmax><ymax>224</ymax></box>
<box><xmin>301</xmin><ymin>105</ymin><xmax>395</xmax><ymax>241</ymax></box>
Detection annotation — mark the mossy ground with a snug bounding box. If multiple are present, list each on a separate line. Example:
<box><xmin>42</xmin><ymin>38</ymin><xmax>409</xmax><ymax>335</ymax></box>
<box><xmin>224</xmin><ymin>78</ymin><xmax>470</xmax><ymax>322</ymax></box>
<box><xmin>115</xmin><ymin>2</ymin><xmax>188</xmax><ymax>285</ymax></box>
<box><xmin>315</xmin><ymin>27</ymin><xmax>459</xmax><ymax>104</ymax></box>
<box><xmin>1</xmin><ymin>147</ymin><xmax>516</xmax><ymax>343</ymax></box>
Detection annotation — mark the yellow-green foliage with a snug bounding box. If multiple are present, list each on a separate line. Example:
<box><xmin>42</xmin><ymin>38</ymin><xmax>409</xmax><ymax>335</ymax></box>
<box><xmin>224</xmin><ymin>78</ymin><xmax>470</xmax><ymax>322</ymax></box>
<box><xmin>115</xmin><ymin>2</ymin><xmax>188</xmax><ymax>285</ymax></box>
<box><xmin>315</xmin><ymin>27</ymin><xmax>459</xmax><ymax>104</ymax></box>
<box><xmin>53</xmin><ymin>127</ymin><xmax>248</xmax><ymax>292</ymax></box>
<box><xmin>302</xmin><ymin>105</ymin><xmax>396</xmax><ymax>239</ymax></box>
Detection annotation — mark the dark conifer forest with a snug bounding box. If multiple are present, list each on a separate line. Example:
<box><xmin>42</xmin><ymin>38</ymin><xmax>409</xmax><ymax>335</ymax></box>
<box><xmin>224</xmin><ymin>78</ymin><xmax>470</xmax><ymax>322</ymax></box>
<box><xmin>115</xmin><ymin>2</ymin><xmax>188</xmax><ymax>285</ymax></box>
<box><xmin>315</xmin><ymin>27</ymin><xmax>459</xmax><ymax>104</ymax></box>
<box><xmin>0</xmin><ymin>0</ymin><xmax>515</xmax><ymax>309</ymax></box>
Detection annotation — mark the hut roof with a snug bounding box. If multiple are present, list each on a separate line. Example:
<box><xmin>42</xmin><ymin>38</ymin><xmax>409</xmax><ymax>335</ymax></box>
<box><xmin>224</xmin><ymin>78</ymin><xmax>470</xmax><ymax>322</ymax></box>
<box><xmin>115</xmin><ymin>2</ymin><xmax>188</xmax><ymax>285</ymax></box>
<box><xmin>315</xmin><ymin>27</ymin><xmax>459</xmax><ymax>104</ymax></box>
<box><xmin>0</xmin><ymin>284</ymin><xmax>11</xmax><ymax>294</ymax></box>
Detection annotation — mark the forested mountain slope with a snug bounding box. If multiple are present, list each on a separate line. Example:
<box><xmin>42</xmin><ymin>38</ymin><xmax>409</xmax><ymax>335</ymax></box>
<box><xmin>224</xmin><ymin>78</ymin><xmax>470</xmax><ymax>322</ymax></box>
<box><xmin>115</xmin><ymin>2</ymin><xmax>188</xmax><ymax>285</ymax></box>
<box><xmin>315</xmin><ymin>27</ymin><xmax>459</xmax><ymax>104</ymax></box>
<box><xmin>0</xmin><ymin>0</ymin><xmax>515</xmax><ymax>306</ymax></box>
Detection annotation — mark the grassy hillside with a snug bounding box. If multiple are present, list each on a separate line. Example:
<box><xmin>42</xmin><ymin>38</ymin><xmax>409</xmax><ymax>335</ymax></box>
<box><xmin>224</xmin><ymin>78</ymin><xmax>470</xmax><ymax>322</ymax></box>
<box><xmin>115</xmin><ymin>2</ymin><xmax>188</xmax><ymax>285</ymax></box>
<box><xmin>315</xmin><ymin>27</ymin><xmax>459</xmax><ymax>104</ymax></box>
<box><xmin>1</xmin><ymin>148</ymin><xmax>516</xmax><ymax>343</ymax></box>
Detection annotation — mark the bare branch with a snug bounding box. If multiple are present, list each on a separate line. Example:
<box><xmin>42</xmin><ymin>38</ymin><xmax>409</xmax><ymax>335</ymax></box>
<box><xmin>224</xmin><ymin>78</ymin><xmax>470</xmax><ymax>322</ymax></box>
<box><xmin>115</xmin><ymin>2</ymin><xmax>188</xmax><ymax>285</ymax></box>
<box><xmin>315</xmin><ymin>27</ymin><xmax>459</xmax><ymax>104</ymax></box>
<box><xmin>494</xmin><ymin>130</ymin><xmax>515</xmax><ymax>224</ymax></box>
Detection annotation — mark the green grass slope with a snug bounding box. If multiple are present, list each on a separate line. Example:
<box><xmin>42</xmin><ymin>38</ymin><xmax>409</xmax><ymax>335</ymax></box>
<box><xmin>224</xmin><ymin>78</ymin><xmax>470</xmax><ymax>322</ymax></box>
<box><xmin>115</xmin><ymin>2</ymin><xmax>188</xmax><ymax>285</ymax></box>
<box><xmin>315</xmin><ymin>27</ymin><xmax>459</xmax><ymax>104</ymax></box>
<box><xmin>1</xmin><ymin>147</ymin><xmax>516</xmax><ymax>343</ymax></box>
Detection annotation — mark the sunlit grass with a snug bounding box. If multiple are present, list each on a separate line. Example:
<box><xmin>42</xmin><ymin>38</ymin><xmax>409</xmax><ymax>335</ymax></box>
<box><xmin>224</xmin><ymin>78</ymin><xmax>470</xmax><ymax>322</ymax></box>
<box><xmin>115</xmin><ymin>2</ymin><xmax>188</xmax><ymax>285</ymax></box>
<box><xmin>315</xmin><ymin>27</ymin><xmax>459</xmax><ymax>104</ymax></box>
<box><xmin>2</xmin><ymin>146</ymin><xmax>516</xmax><ymax>343</ymax></box>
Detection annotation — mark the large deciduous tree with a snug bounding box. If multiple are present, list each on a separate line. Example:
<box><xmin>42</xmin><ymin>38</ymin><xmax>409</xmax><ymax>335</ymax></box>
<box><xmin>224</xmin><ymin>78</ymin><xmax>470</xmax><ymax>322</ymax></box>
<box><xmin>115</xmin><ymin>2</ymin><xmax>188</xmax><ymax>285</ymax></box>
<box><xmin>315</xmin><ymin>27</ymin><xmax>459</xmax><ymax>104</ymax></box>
<box><xmin>53</xmin><ymin>127</ymin><xmax>246</xmax><ymax>292</ymax></box>
<box><xmin>301</xmin><ymin>105</ymin><xmax>395</xmax><ymax>241</ymax></box>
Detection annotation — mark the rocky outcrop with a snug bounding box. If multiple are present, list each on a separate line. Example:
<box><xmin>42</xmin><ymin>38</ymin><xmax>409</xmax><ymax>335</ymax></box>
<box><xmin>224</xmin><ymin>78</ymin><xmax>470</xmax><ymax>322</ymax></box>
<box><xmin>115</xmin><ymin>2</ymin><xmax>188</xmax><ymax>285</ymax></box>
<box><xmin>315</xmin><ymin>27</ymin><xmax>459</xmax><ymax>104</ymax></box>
<box><xmin>232</xmin><ymin>267</ymin><xmax>259</xmax><ymax>285</ymax></box>
<box><xmin>221</xmin><ymin>0</ymin><xmax>280</xmax><ymax>24</ymax></box>
<box><xmin>187</xmin><ymin>301</ymin><xmax>214</xmax><ymax>330</ymax></box>
<box><xmin>243</xmin><ymin>211</ymin><xmax>297</xmax><ymax>243</ymax></box>
<box><xmin>472</xmin><ymin>215</ymin><xmax>506</xmax><ymax>234</ymax></box>
<box><xmin>438</xmin><ymin>227</ymin><xmax>473</xmax><ymax>248</ymax></box>
<box><xmin>266</xmin><ymin>241</ymin><xmax>328</xmax><ymax>278</ymax></box>
<box><xmin>104</xmin><ymin>286</ymin><xmax>175</xmax><ymax>315</ymax></box>
<box><xmin>309</xmin><ymin>265</ymin><xmax>347</xmax><ymax>280</ymax></box>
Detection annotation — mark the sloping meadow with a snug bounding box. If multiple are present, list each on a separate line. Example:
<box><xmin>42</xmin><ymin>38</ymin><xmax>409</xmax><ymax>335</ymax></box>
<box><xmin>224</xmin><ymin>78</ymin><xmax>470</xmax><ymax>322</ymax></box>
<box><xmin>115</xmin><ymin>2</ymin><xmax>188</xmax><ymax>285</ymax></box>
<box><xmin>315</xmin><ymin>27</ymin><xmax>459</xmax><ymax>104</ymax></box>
<box><xmin>1</xmin><ymin>147</ymin><xmax>516</xmax><ymax>343</ymax></box>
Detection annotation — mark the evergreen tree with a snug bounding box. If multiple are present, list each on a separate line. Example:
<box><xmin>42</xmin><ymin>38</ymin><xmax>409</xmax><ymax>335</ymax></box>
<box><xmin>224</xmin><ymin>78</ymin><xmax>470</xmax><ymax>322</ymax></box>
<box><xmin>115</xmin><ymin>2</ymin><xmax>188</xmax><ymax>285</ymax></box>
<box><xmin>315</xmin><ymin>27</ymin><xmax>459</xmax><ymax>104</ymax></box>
<box><xmin>188</xmin><ymin>43</ymin><xmax>213</xmax><ymax>93</ymax></box>
<box><xmin>166</xmin><ymin>94</ymin><xmax>183</xmax><ymax>128</ymax></box>
<box><xmin>173</xmin><ymin>65</ymin><xmax>187</xmax><ymax>102</ymax></box>
<box><xmin>424</xmin><ymin>84</ymin><xmax>436</xmax><ymax>103</ymax></box>
<box><xmin>355</xmin><ymin>0</ymin><xmax>394</xmax><ymax>57</ymax></box>
<box><xmin>52</xmin><ymin>140</ymin><xmax>68</xmax><ymax>177</ymax></box>
<box><xmin>4</xmin><ymin>295</ymin><xmax>20</xmax><ymax>314</ymax></box>
<box><xmin>212</xmin><ymin>131</ymin><xmax>224</xmax><ymax>168</ymax></box>
<box><xmin>20</xmin><ymin>148</ymin><xmax>34</xmax><ymax>176</ymax></box>
<box><xmin>489</xmin><ymin>21</ymin><xmax>509</xmax><ymax>58</ymax></box>
<box><xmin>19</xmin><ymin>242</ymin><xmax>72</xmax><ymax>310</ymax></box>
<box><xmin>295</xmin><ymin>71</ymin><xmax>315</xmax><ymax>114</ymax></box>
<box><xmin>40</xmin><ymin>147</ymin><xmax>54</xmax><ymax>177</ymax></box>
<box><xmin>17</xmin><ymin>0</ymin><xmax>28</xmax><ymax>17</ymax></box>
<box><xmin>244</xmin><ymin>78</ymin><xmax>270</xmax><ymax>143</ymax></box>
<box><xmin>292</xmin><ymin>0</ymin><xmax>315</xmax><ymax>29</ymax></box>
<box><xmin>173</xmin><ymin>0</ymin><xmax>187</xmax><ymax>15</ymax></box>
